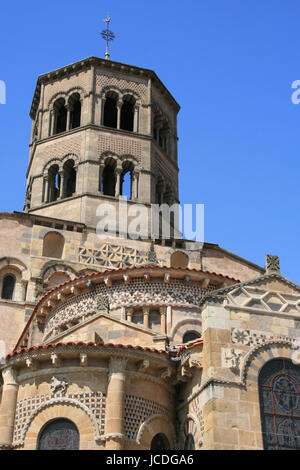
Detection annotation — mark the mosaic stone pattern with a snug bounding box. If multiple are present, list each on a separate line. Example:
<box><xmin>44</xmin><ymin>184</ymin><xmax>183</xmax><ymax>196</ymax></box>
<box><xmin>124</xmin><ymin>394</ymin><xmax>170</xmax><ymax>440</ymax></box>
<box><xmin>13</xmin><ymin>392</ymin><xmax>106</xmax><ymax>444</ymax></box>
<box><xmin>231</xmin><ymin>327</ymin><xmax>300</xmax><ymax>348</ymax></box>
<box><xmin>96</xmin><ymin>73</ymin><xmax>148</xmax><ymax>102</ymax></box>
<box><xmin>98</xmin><ymin>135</ymin><xmax>142</xmax><ymax>162</ymax></box>
<box><xmin>78</xmin><ymin>244</ymin><xmax>148</xmax><ymax>268</ymax></box>
<box><xmin>43</xmin><ymin>279</ymin><xmax>214</xmax><ymax>339</ymax></box>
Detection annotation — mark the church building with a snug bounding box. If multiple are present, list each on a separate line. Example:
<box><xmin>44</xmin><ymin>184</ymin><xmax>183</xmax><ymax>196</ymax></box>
<box><xmin>0</xmin><ymin>48</ymin><xmax>299</xmax><ymax>450</ymax></box>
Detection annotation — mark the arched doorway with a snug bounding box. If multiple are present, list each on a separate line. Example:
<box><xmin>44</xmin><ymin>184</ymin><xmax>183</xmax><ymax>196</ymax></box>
<box><xmin>37</xmin><ymin>418</ymin><xmax>79</xmax><ymax>450</ymax></box>
<box><xmin>150</xmin><ymin>433</ymin><xmax>170</xmax><ymax>450</ymax></box>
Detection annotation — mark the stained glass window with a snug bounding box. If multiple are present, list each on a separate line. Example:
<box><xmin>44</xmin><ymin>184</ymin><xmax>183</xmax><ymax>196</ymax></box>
<box><xmin>259</xmin><ymin>358</ymin><xmax>300</xmax><ymax>450</ymax></box>
<box><xmin>38</xmin><ymin>418</ymin><xmax>79</xmax><ymax>450</ymax></box>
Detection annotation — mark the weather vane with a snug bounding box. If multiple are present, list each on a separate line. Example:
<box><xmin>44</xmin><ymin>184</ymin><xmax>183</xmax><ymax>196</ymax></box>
<box><xmin>101</xmin><ymin>15</ymin><xmax>115</xmax><ymax>60</ymax></box>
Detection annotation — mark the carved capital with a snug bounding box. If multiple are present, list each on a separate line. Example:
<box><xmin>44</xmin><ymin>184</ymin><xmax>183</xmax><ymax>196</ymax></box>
<box><xmin>109</xmin><ymin>357</ymin><xmax>128</xmax><ymax>374</ymax></box>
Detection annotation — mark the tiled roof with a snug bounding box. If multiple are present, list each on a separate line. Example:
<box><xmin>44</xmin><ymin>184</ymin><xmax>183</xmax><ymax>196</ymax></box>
<box><xmin>7</xmin><ymin>340</ymin><xmax>168</xmax><ymax>360</ymax></box>
<box><xmin>14</xmin><ymin>265</ymin><xmax>236</xmax><ymax>352</ymax></box>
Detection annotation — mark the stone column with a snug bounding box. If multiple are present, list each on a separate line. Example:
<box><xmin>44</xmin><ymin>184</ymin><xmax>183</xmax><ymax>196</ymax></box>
<box><xmin>42</xmin><ymin>175</ymin><xmax>48</xmax><ymax>203</ymax></box>
<box><xmin>99</xmin><ymin>164</ymin><xmax>105</xmax><ymax>193</ymax></box>
<box><xmin>115</xmin><ymin>168</ymin><xmax>122</xmax><ymax>197</ymax></box>
<box><xmin>58</xmin><ymin>170</ymin><xmax>65</xmax><ymax>199</ymax></box>
<box><xmin>166</xmin><ymin>306</ymin><xmax>172</xmax><ymax>335</ymax></box>
<box><xmin>50</xmin><ymin>109</ymin><xmax>57</xmax><ymax>136</ymax></box>
<box><xmin>100</xmin><ymin>97</ymin><xmax>106</xmax><ymax>125</ymax></box>
<box><xmin>160</xmin><ymin>306</ymin><xmax>167</xmax><ymax>334</ymax></box>
<box><xmin>0</xmin><ymin>367</ymin><xmax>18</xmax><ymax>447</ymax></box>
<box><xmin>133</xmin><ymin>105</ymin><xmax>139</xmax><ymax>133</ymax></box>
<box><xmin>143</xmin><ymin>307</ymin><xmax>149</xmax><ymax>329</ymax></box>
<box><xmin>66</xmin><ymin>104</ymin><xmax>72</xmax><ymax>131</ymax></box>
<box><xmin>117</xmin><ymin>101</ymin><xmax>123</xmax><ymax>130</ymax></box>
<box><xmin>126</xmin><ymin>308</ymin><xmax>133</xmax><ymax>323</ymax></box>
<box><xmin>132</xmin><ymin>171</ymin><xmax>139</xmax><ymax>200</ymax></box>
<box><xmin>43</xmin><ymin>175</ymin><xmax>49</xmax><ymax>203</ymax></box>
<box><xmin>105</xmin><ymin>357</ymin><xmax>127</xmax><ymax>450</ymax></box>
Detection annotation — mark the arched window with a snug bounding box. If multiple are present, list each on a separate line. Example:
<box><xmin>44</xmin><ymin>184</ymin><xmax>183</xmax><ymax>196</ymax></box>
<box><xmin>120</xmin><ymin>161</ymin><xmax>134</xmax><ymax>199</ymax></box>
<box><xmin>47</xmin><ymin>164</ymin><xmax>60</xmax><ymax>203</ymax></box>
<box><xmin>62</xmin><ymin>160</ymin><xmax>76</xmax><ymax>198</ymax></box>
<box><xmin>259</xmin><ymin>358</ymin><xmax>300</xmax><ymax>450</ymax></box>
<box><xmin>69</xmin><ymin>93</ymin><xmax>81</xmax><ymax>129</ymax></box>
<box><xmin>184</xmin><ymin>433</ymin><xmax>195</xmax><ymax>450</ymax></box>
<box><xmin>102</xmin><ymin>160</ymin><xmax>116</xmax><ymax>197</ymax></box>
<box><xmin>1</xmin><ymin>274</ymin><xmax>16</xmax><ymax>300</ymax></box>
<box><xmin>53</xmin><ymin>98</ymin><xmax>67</xmax><ymax>134</ymax></box>
<box><xmin>120</xmin><ymin>95</ymin><xmax>135</xmax><ymax>132</ymax></box>
<box><xmin>42</xmin><ymin>232</ymin><xmax>65</xmax><ymax>259</ymax></box>
<box><xmin>150</xmin><ymin>433</ymin><xmax>170</xmax><ymax>450</ymax></box>
<box><xmin>38</xmin><ymin>418</ymin><xmax>79</xmax><ymax>450</ymax></box>
<box><xmin>103</xmin><ymin>92</ymin><xmax>118</xmax><ymax>128</ymax></box>
<box><xmin>182</xmin><ymin>331</ymin><xmax>201</xmax><ymax>344</ymax></box>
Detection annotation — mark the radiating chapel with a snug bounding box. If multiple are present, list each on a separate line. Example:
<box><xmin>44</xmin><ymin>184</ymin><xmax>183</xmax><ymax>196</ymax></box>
<box><xmin>0</xmin><ymin>48</ymin><xmax>299</xmax><ymax>451</ymax></box>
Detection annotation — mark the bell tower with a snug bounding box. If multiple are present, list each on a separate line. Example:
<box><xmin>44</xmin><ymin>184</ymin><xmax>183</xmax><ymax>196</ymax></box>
<box><xmin>25</xmin><ymin>56</ymin><xmax>180</xmax><ymax>235</ymax></box>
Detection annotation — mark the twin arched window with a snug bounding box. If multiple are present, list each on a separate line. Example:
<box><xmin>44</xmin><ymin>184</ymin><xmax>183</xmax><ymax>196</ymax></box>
<box><xmin>52</xmin><ymin>93</ymin><xmax>81</xmax><ymax>135</ymax></box>
<box><xmin>103</xmin><ymin>92</ymin><xmax>136</xmax><ymax>132</ymax></box>
<box><xmin>259</xmin><ymin>358</ymin><xmax>300</xmax><ymax>450</ymax></box>
<box><xmin>100</xmin><ymin>159</ymin><xmax>136</xmax><ymax>200</ymax></box>
<box><xmin>46</xmin><ymin>160</ymin><xmax>76</xmax><ymax>203</ymax></box>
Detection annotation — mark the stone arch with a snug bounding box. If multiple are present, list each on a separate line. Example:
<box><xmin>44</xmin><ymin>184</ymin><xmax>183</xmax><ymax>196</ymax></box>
<box><xmin>47</xmin><ymin>87</ymin><xmax>85</xmax><ymax>110</ymax></box>
<box><xmin>120</xmin><ymin>88</ymin><xmax>142</xmax><ymax>104</ymax></box>
<box><xmin>47</xmin><ymin>91</ymin><xmax>68</xmax><ymax>110</ymax></box>
<box><xmin>37</xmin><ymin>417</ymin><xmax>79</xmax><ymax>450</ymax></box>
<box><xmin>241</xmin><ymin>340</ymin><xmax>294</xmax><ymax>386</ymax></box>
<box><xmin>120</xmin><ymin>154</ymin><xmax>140</xmax><ymax>167</ymax></box>
<box><xmin>100</xmin><ymin>85</ymin><xmax>121</xmax><ymax>100</ymax></box>
<box><xmin>61</xmin><ymin>153</ymin><xmax>79</xmax><ymax>168</ymax></box>
<box><xmin>169</xmin><ymin>318</ymin><xmax>202</xmax><ymax>344</ymax></box>
<box><xmin>179</xmin><ymin>414</ymin><xmax>201</xmax><ymax>450</ymax></box>
<box><xmin>66</xmin><ymin>86</ymin><xmax>85</xmax><ymax>102</ymax></box>
<box><xmin>100</xmin><ymin>86</ymin><xmax>142</xmax><ymax>104</ymax></box>
<box><xmin>136</xmin><ymin>414</ymin><xmax>175</xmax><ymax>449</ymax></box>
<box><xmin>43</xmin><ymin>158</ymin><xmax>63</xmax><ymax>175</ymax></box>
<box><xmin>99</xmin><ymin>151</ymin><xmax>118</xmax><ymax>166</ymax></box>
<box><xmin>22</xmin><ymin>398</ymin><xmax>100</xmax><ymax>450</ymax></box>
<box><xmin>41</xmin><ymin>262</ymin><xmax>78</xmax><ymax>285</ymax></box>
<box><xmin>0</xmin><ymin>257</ymin><xmax>30</xmax><ymax>281</ymax></box>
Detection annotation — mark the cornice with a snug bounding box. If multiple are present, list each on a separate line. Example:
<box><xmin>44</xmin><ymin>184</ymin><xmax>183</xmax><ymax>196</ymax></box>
<box><xmin>30</xmin><ymin>57</ymin><xmax>180</xmax><ymax>120</ymax></box>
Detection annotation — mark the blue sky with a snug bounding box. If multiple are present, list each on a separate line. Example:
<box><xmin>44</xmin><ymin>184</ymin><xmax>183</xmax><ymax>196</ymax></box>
<box><xmin>0</xmin><ymin>0</ymin><xmax>300</xmax><ymax>283</ymax></box>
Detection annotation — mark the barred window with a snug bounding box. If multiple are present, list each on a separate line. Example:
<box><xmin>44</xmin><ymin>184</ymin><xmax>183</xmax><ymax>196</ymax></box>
<box><xmin>259</xmin><ymin>358</ymin><xmax>300</xmax><ymax>450</ymax></box>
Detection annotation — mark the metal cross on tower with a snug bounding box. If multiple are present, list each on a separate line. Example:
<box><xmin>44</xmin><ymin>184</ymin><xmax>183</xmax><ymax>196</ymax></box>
<box><xmin>101</xmin><ymin>15</ymin><xmax>115</xmax><ymax>60</ymax></box>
